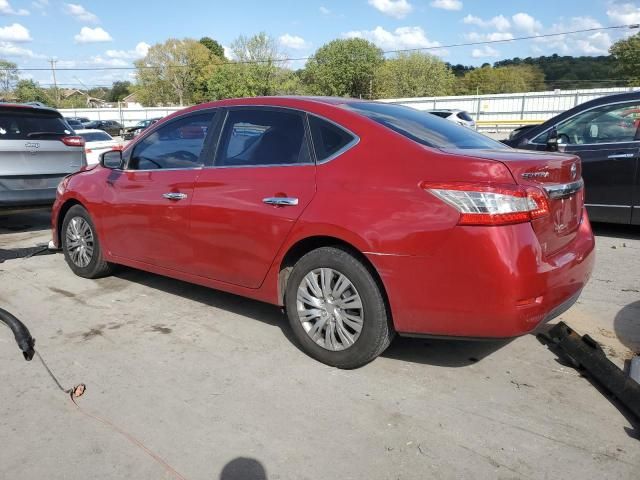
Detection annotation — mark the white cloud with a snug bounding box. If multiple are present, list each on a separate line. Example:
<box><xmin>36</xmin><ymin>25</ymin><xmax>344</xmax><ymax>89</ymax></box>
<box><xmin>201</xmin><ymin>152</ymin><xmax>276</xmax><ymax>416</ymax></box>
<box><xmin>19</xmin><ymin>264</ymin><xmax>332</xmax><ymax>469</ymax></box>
<box><xmin>89</xmin><ymin>55</ymin><xmax>128</xmax><ymax>67</ymax></box>
<box><xmin>0</xmin><ymin>23</ymin><xmax>31</xmax><ymax>42</ymax></box>
<box><xmin>74</xmin><ymin>26</ymin><xmax>112</xmax><ymax>43</ymax></box>
<box><xmin>534</xmin><ymin>17</ymin><xmax>612</xmax><ymax>55</ymax></box>
<box><xmin>368</xmin><ymin>0</ymin><xmax>412</xmax><ymax>19</ymax></box>
<box><xmin>471</xmin><ymin>45</ymin><xmax>500</xmax><ymax>58</ymax></box>
<box><xmin>606</xmin><ymin>2</ymin><xmax>640</xmax><ymax>24</ymax></box>
<box><xmin>512</xmin><ymin>13</ymin><xmax>542</xmax><ymax>34</ymax></box>
<box><xmin>466</xmin><ymin>31</ymin><xmax>514</xmax><ymax>42</ymax></box>
<box><xmin>430</xmin><ymin>0</ymin><xmax>462</xmax><ymax>11</ymax></box>
<box><xmin>278</xmin><ymin>34</ymin><xmax>309</xmax><ymax>50</ymax></box>
<box><xmin>463</xmin><ymin>14</ymin><xmax>510</xmax><ymax>31</ymax></box>
<box><xmin>0</xmin><ymin>1</ymin><xmax>29</xmax><ymax>16</ymax></box>
<box><xmin>31</xmin><ymin>0</ymin><xmax>48</xmax><ymax>8</ymax></box>
<box><xmin>344</xmin><ymin>26</ymin><xmax>444</xmax><ymax>53</ymax></box>
<box><xmin>105</xmin><ymin>41</ymin><xmax>150</xmax><ymax>59</ymax></box>
<box><xmin>0</xmin><ymin>41</ymin><xmax>43</xmax><ymax>57</ymax></box>
<box><xmin>319</xmin><ymin>6</ymin><xmax>330</xmax><ymax>15</ymax></box>
<box><xmin>64</xmin><ymin>3</ymin><xmax>98</xmax><ymax>23</ymax></box>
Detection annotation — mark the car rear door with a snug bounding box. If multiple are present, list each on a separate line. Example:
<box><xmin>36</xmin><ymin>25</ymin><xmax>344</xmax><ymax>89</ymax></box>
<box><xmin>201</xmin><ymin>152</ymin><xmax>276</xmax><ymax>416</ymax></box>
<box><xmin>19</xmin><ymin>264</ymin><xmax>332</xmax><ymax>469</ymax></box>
<box><xmin>190</xmin><ymin>106</ymin><xmax>316</xmax><ymax>288</ymax></box>
<box><xmin>529</xmin><ymin>100</ymin><xmax>640</xmax><ymax>224</ymax></box>
<box><xmin>0</xmin><ymin>106</ymin><xmax>84</xmax><ymax>207</ymax></box>
<box><xmin>100</xmin><ymin>110</ymin><xmax>217</xmax><ymax>270</ymax></box>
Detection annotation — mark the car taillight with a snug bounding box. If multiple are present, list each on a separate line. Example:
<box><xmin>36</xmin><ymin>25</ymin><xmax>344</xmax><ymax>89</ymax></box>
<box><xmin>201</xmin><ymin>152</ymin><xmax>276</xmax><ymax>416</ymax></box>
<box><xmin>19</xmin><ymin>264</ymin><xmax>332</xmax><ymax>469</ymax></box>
<box><xmin>61</xmin><ymin>136</ymin><xmax>85</xmax><ymax>147</ymax></box>
<box><xmin>422</xmin><ymin>182</ymin><xmax>550</xmax><ymax>226</ymax></box>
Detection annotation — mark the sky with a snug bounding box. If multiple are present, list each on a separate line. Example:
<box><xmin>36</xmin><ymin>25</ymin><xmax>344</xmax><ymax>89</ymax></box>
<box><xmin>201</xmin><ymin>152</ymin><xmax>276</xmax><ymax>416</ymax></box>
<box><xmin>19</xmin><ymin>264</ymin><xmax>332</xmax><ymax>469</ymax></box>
<box><xmin>0</xmin><ymin>0</ymin><xmax>639</xmax><ymax>89</ymax></box>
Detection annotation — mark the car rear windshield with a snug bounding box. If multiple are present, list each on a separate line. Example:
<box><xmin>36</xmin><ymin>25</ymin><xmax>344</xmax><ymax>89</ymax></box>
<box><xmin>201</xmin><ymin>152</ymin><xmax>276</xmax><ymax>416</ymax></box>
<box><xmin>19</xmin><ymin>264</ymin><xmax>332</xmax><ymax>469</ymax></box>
<box><xmin>0</xmin><ymin>108</ymin><xmax>70</xmax><ymax>140</ymax></box>
<box><xmin>79</xmin><ymin>131</ymin><xmax>112</xmax><ymax>142</ymax></box>
<box><xmin>345</xmin><ymin>102</ymin><xmax>505</xmax><ymax>150</ymax></box>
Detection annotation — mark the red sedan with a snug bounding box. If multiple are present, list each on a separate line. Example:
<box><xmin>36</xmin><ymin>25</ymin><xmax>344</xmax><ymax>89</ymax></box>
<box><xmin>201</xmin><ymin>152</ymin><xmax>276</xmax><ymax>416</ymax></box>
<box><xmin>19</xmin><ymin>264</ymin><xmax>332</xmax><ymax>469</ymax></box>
<box><xmin>51</xmin><ymin>97</ymin><xmax>595</xmax><ymax>368</ymax></box>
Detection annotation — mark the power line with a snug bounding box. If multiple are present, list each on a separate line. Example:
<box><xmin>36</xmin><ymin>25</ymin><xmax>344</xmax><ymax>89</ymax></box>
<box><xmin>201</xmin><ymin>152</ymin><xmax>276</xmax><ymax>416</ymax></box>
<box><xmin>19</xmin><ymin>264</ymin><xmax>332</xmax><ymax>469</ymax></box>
<box><xmin>6</xmin><ymin>23</ymin><xmax>639</xmax><ymax>72</ymax></box>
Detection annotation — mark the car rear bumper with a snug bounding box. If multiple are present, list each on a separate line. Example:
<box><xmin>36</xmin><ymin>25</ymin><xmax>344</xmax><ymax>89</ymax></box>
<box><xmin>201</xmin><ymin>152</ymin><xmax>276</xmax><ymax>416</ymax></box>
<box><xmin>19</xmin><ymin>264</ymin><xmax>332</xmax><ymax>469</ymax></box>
<box><xmin>0</xmin><ymin>186</ymin><xmax>58</xmax><ymax>209</ymax></box>
<box><xmin>367</xmin><ymin>211</ymin><xmax>595</xmax><ymax>338</ymax></box>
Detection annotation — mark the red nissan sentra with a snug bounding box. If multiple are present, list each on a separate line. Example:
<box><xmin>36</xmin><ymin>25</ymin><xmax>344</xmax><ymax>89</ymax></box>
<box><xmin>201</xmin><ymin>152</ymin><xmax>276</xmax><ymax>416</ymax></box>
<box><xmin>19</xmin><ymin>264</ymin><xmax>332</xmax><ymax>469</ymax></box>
<box><xmin>51</xmin><ymin>97</ymin><xmax>595</xmax><ymax>368</ymax></box>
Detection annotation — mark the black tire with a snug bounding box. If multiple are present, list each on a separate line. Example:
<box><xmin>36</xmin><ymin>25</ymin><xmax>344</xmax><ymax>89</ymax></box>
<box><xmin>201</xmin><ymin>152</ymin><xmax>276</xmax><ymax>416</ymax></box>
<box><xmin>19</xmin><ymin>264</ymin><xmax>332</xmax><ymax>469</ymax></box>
<box><xmin>61</xmin><ymin>205</ymin><xmax>114</xmax><ymax>279</ymax></box>
<box><xmin>285</xmin><ymin>246</ymin><xmax>394</xmax><ymax>369</ymax></box>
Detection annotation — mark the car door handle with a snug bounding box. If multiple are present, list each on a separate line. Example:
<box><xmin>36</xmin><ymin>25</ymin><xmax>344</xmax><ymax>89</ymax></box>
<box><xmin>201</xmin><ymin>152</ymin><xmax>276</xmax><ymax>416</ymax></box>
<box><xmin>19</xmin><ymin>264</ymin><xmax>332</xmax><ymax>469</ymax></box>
<box><xmin>162</xmin><ymin>192</ymin><xmax>188</xmax><ymax>201</ymax></box>
<box><xmin>607</xmin><ymin>153</ymin><xmax>635</xmax><ymax>159</ymax></box>
<box><xmin>262</xmin><ymin>197</ymin><xmax>299</xmax><ymax>206</ymax></box>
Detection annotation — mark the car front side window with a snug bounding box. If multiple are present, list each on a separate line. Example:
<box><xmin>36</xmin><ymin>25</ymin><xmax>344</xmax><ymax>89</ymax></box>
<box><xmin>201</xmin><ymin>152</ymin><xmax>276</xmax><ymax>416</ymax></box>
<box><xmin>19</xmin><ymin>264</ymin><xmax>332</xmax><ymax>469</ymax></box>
<box><xmin>534</xmin><ymin>102</ymin><xmax>640</xmax><ymax>145</ymax></box>
<box><xmin>128</xmin><ymin>112</ymin><xmax>214</xmax><ymax>170</ymax></box>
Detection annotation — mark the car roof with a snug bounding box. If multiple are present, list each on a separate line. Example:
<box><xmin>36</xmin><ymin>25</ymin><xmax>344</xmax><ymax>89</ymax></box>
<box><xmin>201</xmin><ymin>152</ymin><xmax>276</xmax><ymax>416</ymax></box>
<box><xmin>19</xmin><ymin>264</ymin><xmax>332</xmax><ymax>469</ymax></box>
<box><xmin>0</xmin><ymin>102</ymin><xmax>60</xmax><ymax>115</ymax></box>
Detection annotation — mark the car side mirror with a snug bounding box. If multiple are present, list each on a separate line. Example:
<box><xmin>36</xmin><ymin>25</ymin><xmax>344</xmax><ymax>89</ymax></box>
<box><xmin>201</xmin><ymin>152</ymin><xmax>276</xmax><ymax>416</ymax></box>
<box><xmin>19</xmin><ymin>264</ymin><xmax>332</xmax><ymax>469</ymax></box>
<box><xmin>546</xmin><ymin>128</ymin><xmax>559</xmax><ymax>152</ymax></box>
<box><xmin>100</xmin><ymin>150</ymin><xmax>124</xmax><ymax>169</ymax></box>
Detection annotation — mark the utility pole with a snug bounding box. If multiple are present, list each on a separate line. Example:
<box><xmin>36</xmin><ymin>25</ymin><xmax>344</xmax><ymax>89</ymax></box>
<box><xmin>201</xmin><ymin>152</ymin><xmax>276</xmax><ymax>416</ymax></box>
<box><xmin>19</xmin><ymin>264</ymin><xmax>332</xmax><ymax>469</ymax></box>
<box><xmin>49</xmin><ymin>59</ymin><xmax>59</xmax><ymax>106</ymax></box>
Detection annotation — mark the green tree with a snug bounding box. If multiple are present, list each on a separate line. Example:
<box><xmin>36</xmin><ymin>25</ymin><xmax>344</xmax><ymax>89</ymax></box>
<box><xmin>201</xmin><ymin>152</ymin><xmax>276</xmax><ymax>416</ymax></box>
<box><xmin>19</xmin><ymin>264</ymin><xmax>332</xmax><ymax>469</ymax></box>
<box><xmin>108</xmin><ymin>81</ymin><xmax>131</xmax><ymax>102</ymax></box>
<box><xmin>375</xmin><ymin>52</ymin><xmax>456</xmax><ymax>98</ymax></box>
<box><xmin>0</xmin><ymin>59</ymin><xmax>18</xmax><ymax>94</ymax></box>
<box><xmin>304</xmin><ymin>38</ymin><xmax>383</xmax><ymax>98</ymax></box>
<box><xmin>206</xmin><ymin>32</ymin><xmax>295</xmax><ymax>99</ymax></box>
<box><xmin>610</xmin><ymin>33</ymin><xmax>640</xmax><ymax>85</ymax></box>
<box><xmin>135</xmin><ymin>38</ymin><xmax>216</xmax><ymax>106</ymax></box>
<box><xmin>14</xmin><ymin>79</ymin><xmax>50</xmax><ymax>104</ymax></box>
<box><xmin>456</xmin><ymin>65</ymin><xmax>546</xmax><ymax>94</ymax></box>
<box><xmin>199</xmin><ymin>37</ymin><xmax>226</xmax><ymax>60</ymax></box>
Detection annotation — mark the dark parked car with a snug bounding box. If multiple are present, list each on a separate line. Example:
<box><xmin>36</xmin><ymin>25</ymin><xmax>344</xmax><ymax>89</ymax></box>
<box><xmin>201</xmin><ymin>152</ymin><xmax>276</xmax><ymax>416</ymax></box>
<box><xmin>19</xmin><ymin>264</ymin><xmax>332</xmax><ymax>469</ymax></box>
<box><xmin>121</xmin><ymin>118</ymin><xmax>162</xmax><ymax>141</ymax></box>
<box><xmin>84</xmin><ymin>120</ymin><xmax>123</xmax><ymax>137</ymax></box>
<box><xmin>64</xmin><ymin>118</ymin><xmax>84</xmax><ymax>130</ymax></box>
<box><xmin>0</xmin><ymin>103</ymin><xmax>86</xmax><ymax>211</ymax></box>
<box><xmin>504</xmin><ymin>91</ymin><xmax>640</xmax><ymax>225</ymax></box>
<box><xmin>51</xmin><ymin>97</ymin><xmax>594</xmax><ymax>368</ymax></box>
<box><xmin>67</xmin><ymin>116</ymin><xmax>91</xmax><ymax>125</ymax></box>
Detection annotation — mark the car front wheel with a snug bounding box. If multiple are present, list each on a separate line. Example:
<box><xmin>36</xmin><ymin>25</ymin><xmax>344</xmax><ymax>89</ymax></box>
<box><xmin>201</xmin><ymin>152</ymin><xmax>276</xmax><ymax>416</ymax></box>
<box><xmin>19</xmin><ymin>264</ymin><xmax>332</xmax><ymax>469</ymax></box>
<box><xmin>61</xmin><ymin>205</ymin><xmax>114</xmax><ymax>279</ymax></box>
<box><xmin>285</xmin><ymin>247</ymin><xmax>394</xmax><ymax>369</ymax></box>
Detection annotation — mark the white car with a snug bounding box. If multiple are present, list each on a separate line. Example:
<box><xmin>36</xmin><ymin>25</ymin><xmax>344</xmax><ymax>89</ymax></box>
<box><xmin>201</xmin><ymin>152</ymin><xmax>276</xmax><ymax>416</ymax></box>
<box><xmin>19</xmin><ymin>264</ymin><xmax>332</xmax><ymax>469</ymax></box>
<box><xmin>426</xmin><ymin>109</ymin><xmax>476</xmax><ymax>129</ymax></box>
<box><xmin>75</xmin><ymin>129</ymin><xmax>120</xmax><ymax>165</ymax></box>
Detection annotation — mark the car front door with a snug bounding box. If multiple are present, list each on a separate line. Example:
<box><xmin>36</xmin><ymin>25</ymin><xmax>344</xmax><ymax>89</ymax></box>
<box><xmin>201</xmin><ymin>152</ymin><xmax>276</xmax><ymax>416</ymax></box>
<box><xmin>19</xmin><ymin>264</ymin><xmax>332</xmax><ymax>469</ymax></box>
<box><xmin>190</xmin><ymin>107</ymin><xmax>316</xmax><ymax>288</ymax></box>
<box><xmin>100</xmin><ymin>110</ymin><xmax>217</xmax><ymax>270</ymax></box>
<box><xmin>530</xmin><ymin>101</ymin><xmax>640</xmax><ymax>224</ymax></box>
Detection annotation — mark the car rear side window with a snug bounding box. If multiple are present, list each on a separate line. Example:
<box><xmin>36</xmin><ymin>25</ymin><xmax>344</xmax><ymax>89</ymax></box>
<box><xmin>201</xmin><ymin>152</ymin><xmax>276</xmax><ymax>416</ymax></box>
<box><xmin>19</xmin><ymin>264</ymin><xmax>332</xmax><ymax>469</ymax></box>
<box><xmin>0</xmin><ymin>109</ymin><xmax>71</xmax><ymax>140</ymax></box>
<box><xmin>308</xmin><ymin>115</ymin><xmax>355</xmax><ymax>162</ymax></box>
<box><xmin>216</xmin><ymin>108</ymin><xmax>312</xmax><ymax>167</ymax></box>
<box><xmin>346</xmin><ymin>102</ymin><xmax>505</xmax><ymax>150</ymax></box>
<box><xmin>457</xmin><ymin>111</ymin><xmax>474</xmax><ymax>122</ymax></box>
<box><xmin>128</xmin><ymin>112</ymin><xmax>214</xmax><ymax>170</ymax></box>
<box><xmin>428</xmin><ymin>111</ymin><xmax>451</xmax><ymax>119</ymax></box>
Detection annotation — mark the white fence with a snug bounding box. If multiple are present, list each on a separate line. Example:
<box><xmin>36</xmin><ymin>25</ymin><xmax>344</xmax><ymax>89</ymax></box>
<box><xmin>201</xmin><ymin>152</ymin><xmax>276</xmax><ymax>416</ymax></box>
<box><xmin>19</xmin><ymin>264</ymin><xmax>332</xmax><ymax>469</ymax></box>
<box><xmin>59</xmin><ymin>86</ymin><xmax>640</xmax><ymax>131</ymax></box>
<box><xmin>385</xmin><ymin>86</ymin><xmax>640</xmax><ymax>131</ymax></box>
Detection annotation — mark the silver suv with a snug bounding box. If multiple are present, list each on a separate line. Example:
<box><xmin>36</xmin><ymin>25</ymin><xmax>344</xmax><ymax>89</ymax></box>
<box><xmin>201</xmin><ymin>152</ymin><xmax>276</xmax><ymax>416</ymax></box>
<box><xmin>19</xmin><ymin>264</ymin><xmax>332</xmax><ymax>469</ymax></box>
<box><xmin>0</xmin><ymin>104</ymin><xmax>86</xmax><ymax>212</ymax></box>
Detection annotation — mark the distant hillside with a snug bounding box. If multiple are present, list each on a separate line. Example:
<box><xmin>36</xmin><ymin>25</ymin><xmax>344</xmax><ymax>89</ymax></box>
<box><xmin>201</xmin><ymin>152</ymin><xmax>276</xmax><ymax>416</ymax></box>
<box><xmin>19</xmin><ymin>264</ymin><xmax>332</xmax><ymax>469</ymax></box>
<box><xmin>494</xmin><ymin>55</ymin><xmax>623</xmax><ymax>90</ymax></box>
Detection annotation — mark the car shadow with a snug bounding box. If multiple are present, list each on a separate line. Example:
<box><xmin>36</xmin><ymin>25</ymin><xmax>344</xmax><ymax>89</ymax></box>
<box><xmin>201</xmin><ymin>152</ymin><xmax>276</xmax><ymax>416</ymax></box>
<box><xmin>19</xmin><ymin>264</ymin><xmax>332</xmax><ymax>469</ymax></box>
<box><xmin>0</xmin><ymin>210</ymin><xmax>51</xmax><ymax>235</ymax></box>
<box><xmin>382</xmin><ymin>336</ymin><xmax>512</xmax><ymax>367</ymax></box>
<box><xmin>591</xmin><ymin>222</ymin><xmax>640</xmax><ymax>240</ymax></box>
<box><xmin>115</xmin><ymin>267</ymin><xmax>511</xmax><ymax>368</ymax></box>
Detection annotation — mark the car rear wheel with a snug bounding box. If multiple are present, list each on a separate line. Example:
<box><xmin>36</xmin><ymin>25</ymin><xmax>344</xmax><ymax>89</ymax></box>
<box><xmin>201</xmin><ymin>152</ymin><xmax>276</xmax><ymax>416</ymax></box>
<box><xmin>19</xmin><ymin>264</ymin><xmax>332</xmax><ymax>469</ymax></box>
<box><xmin>61</xmin><ymin>205</ymin><xmax>114</xmax><ymax>279</ymax></box>
<box><xmin>285</xmin><ymin>247</ymin><xmax>394</xmax><ymax>369</ymax></box>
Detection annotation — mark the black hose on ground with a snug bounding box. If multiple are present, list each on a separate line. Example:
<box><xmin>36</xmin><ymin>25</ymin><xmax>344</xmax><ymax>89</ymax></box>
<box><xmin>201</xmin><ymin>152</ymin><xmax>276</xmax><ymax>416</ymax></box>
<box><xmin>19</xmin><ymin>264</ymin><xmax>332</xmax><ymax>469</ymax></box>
<box><xmin>0</xmin><ymin>307</ymin><xmax>35</xmax><ymax>361</ymax></box>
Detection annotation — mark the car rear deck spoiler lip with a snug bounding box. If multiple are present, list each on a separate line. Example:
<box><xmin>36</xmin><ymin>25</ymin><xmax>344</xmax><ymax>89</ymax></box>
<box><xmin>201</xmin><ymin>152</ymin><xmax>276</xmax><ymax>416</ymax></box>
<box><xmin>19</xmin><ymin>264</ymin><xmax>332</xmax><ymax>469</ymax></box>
<box><xmin>543</xmin><ymin>179</ymin><xmax>584</xmax><ymax>200</ymax></box>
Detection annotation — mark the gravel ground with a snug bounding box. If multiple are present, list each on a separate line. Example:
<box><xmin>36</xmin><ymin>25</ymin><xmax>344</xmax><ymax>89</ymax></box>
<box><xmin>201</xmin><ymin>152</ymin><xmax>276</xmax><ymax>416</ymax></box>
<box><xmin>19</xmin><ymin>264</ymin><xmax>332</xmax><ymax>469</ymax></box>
<box><xmin>0</xmin><ymin>211</ymin><xmax>638</xmax><ymax>480</ymax></box>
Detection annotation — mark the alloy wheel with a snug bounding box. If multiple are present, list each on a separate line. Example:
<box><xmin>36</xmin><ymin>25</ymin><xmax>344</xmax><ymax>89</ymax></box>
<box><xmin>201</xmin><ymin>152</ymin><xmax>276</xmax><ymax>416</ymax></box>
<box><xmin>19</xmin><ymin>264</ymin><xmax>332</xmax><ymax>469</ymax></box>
<box><xmin>296</xmin><ymin>268</ymin><xmax>364</xmax><ymax>351</ymax></box>
<box><xmin>65</xmin><ymin>217</ymin><xmax>94</xmax><ymax>268</ymax></box>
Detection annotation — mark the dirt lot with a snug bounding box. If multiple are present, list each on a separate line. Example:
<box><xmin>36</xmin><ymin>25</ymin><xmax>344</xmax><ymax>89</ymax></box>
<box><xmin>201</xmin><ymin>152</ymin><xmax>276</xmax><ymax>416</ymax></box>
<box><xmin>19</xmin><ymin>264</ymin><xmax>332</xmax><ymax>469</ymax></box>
<box><xmin>1</xmin><ymin>211</ymin><xmax>638</xmax><ymax>480</ymax></box>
